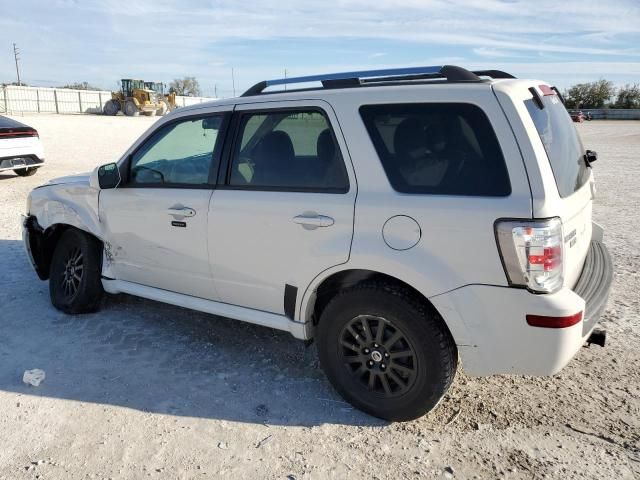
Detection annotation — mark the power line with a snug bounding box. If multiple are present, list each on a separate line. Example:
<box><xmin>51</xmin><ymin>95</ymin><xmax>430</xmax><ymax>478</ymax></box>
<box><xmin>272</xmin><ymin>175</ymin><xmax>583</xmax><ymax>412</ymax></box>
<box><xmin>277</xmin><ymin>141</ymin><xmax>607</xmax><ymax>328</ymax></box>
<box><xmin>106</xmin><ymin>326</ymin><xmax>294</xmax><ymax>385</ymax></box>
<box><xmin>13</xmin><ymin>43</ymin><xmax>21</xmax><ymax>86</ymax></box>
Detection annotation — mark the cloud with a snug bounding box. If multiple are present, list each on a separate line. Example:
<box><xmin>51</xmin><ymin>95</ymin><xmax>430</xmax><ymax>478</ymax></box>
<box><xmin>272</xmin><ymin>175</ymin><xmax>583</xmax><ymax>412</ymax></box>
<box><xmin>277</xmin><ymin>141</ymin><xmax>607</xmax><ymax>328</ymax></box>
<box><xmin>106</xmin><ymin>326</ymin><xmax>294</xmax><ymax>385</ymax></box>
<box><xmin>473</xmin><ymin>47</ymin><xmax>521</xmax><ymax>58</ymax></box>
<box><xmin>0</xmin><ymin>0</ymin><xmax>638</xmax><ymax>93</ymax></box>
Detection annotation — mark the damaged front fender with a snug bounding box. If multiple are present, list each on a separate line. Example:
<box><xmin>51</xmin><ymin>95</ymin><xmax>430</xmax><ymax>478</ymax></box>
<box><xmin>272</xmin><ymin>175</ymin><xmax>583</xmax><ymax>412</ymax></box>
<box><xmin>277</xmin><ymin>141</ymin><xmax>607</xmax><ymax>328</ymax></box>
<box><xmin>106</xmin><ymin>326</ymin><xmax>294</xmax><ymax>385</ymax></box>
<box><xmin>24</xmin><ymin>177</ymin><xmax>104</xmax><ymax>280</ymax></box>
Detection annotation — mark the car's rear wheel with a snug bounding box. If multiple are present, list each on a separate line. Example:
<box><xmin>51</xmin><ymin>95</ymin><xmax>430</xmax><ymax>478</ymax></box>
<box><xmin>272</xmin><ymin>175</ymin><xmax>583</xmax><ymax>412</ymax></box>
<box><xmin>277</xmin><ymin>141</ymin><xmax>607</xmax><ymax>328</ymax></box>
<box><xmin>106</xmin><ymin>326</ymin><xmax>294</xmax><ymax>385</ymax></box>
<box><xmin>14</xmin><ymin>167</ymin><xmax>38</xmax><ymax>177</ymax></box>
<box><xmin>49</xmin><ymin>229</ymin><xmax>104</xmax><ymax>314</ymax></box>
<box><xmin>317</xmin><ymin>283</ymin><xmax>457</xmax><ymax>421</ymax></box>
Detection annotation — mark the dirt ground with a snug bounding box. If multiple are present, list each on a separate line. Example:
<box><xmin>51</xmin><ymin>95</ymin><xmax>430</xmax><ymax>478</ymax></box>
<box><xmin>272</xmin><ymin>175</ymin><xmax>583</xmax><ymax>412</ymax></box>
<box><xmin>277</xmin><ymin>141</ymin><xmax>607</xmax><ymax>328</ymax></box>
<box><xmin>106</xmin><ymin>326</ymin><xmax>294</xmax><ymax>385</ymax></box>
<box><xmin>0</xmin><ymin>114</ymin><xmax>638</xmax><ymax>480</ymax></box>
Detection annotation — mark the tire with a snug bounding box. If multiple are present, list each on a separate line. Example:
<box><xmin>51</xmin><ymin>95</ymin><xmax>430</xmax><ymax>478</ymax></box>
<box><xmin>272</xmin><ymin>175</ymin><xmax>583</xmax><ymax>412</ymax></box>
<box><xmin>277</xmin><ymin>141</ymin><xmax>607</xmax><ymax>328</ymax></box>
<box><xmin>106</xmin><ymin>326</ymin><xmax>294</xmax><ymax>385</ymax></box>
<box><xmin>158</xmin><ymin>102</ymin><xmax>168</xmax><ymax>116</ymax></box>
<box><xmin>317</xmin><ymin>283</ymin><xmax>458</xmax><ymax>421</ymax></box>
<box><xmin>124</xmin><ymin>100</ymin><xmax>139</xmax><ymax>117</ymax></box>
<box><xmin>103</xmin><ymin>100</ymin><xmax>120</xmax><ymax>116</ymax></box>
<box><xmin>14</xmin><ymin>167</ymin><xmax>38</xmax><ymax>176</ymax></box>
<box><xmin>49</xmin><ymin>229</ymin><xmax>104</xmax><ymax>314</ymax></box>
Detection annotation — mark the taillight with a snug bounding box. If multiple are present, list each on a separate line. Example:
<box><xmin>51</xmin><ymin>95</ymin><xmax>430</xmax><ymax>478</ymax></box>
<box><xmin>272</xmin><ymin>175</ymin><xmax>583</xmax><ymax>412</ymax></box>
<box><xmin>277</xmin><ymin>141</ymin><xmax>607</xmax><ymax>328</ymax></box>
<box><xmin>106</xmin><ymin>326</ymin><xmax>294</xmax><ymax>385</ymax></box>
<box><xmin>0</xmin><ymin>129</ymin><xmax>38</xmax><ymax>138</ymax></box>
<box><xmin>526</xmin><ymin>312</ymin><xmax>582</xmax><ymax>328</ymax></box>
<box><xmin>495</xmin><ymin>217</ymin><xmax>563</xmax><ymax>293</ymax></box>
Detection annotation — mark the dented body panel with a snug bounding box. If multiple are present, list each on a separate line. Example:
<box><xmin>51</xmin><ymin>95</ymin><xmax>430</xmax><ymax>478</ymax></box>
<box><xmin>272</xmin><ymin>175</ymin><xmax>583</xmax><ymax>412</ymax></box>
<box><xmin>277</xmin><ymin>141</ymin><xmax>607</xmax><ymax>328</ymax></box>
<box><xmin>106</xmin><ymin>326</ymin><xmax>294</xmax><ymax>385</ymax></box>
<box><xmin>28</xmin><ymin>174</ymin><xmax>101</xmax><ymax>236</ymax></box>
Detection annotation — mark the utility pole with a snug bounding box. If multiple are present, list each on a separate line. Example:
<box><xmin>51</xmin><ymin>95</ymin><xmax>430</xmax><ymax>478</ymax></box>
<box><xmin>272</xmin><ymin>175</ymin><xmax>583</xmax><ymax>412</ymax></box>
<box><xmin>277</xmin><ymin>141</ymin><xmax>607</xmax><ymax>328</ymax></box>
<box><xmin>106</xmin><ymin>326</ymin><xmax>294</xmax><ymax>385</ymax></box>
<box><xmin>284</xmin><ymin>68</ymin><xmax>287</xmax><ymax>91</ymax></box>
<box><xmin>214</xmin><ymin>84</ymin><xmax>218</xmax><ymax>98</ymax></box>
<box><xmin>13</xmin><ymin>43</ymin><xmax>21</xmax><ymax>86</ymax></box>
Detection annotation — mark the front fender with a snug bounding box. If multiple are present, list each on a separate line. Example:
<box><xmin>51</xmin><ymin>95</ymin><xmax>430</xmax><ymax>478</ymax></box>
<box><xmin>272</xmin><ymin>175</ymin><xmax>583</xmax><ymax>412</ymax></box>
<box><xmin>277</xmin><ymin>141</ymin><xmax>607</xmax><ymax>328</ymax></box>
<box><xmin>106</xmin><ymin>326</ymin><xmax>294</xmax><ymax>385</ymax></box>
<box><xmin>29</xmin><ymin>183</ymin><xmax>102</xmax><ymax>239</ymax></box>
<box><xmin>24</xmin><ymin>183</ymin><xmax>104</xmax><ymax>279</ymax></box>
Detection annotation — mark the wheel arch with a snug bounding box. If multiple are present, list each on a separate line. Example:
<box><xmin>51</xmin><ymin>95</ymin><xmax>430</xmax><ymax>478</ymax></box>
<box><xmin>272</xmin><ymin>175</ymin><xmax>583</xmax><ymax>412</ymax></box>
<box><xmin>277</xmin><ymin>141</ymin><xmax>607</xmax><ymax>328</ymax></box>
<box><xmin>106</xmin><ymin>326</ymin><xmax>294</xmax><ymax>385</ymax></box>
<box><xmin>301</xmin><ymin>268</ymin><xmax>468</xmax><ymax>345</ymax></box>
<box><xmin>26</xmin><ymin>221</ymin><xmax>103</xmax><ymax>280</ymax></box>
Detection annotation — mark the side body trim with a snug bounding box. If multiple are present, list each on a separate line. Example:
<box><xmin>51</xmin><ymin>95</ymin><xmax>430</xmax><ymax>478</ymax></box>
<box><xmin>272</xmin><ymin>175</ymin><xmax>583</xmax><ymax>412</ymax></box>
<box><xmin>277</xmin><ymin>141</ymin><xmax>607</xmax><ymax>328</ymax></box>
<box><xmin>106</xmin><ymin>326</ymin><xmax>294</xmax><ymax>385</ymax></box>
<box><xmin>101</xmin><ymin>279</ymin><xmax>307</xmax><ymax>339</ymax></box>
<box><xmin>284</xmin><ymin>284</ymin><xmax>297</xmax><ymax>320</ymax></box>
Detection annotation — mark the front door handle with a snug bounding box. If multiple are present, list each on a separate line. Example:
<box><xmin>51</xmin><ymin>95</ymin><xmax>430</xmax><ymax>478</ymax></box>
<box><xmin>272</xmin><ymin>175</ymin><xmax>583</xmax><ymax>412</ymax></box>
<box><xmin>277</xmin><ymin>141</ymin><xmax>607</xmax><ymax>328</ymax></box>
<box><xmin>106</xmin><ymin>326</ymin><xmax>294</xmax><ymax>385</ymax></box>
<box><xmin>293</xmin><ymin>214</ymin><xmax>334</xmax><ymax>229</ymax></box>
<box><xmin>167</xmin><ymin>206</ymin><xmax>196</xmax><ymax>217</ymax></box>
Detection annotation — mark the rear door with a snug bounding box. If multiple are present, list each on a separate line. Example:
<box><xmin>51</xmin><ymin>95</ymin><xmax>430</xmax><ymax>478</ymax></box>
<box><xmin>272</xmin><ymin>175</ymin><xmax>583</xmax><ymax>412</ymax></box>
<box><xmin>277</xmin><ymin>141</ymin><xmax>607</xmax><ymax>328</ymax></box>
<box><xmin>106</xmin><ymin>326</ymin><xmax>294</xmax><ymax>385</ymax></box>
<box><xmin>208</xmin><ymin>100</ymin><xmax>356</xmax><ymax>317</ymax></box>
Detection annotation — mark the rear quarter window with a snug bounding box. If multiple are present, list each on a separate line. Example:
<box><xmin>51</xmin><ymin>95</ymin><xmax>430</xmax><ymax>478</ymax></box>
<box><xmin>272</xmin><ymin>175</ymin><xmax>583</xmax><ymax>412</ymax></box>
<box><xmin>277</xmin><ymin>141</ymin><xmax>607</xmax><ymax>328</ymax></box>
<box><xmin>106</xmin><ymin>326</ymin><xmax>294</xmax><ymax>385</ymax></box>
<box><xmin>359</xmin><ymin>103</ymin><xmax>511</xmax><ymax>196</ymax></box>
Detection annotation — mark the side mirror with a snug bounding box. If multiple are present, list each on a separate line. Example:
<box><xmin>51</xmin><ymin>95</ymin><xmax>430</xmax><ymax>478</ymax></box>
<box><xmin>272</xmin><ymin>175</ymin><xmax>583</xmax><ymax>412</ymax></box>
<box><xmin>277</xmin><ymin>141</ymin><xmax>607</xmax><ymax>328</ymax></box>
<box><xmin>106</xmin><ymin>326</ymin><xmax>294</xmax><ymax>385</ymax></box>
<box><xmin>585</xmin><ymin>150</ymin><xmax>597</xmax><ymax>164</ymax></box>
<box><xmin>90</xmin><ymin>162</ymin><xmax>121</xmax><ymax>189</ymax></box>
<box><xmin>202</xmin><ymin>116</ymin><xmax>222</xmax><ymax>130</ymax></box>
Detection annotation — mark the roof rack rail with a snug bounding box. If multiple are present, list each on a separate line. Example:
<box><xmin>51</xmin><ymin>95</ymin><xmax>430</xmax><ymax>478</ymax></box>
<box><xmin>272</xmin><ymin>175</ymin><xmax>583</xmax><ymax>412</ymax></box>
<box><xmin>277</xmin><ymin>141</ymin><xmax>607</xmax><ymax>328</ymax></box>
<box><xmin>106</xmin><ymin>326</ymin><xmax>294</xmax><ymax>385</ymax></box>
<box><xmin>472</xmin><ymin>70</ymin><xmax>516</xmax><ymax>79</ymax></box>
<box><xmin>242</xmin><ymin>65</ymin><xmax>512</xmax><ymax>97</ymax></box>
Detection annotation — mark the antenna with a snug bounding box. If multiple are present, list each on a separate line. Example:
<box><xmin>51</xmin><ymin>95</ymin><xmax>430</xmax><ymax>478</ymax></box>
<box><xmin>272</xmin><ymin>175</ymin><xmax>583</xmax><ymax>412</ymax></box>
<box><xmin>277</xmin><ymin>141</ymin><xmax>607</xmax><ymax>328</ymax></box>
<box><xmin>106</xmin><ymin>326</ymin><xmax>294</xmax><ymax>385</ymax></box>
<box><xmin>13</xmin><ymin>43</ymin><xmax>21</xmax><ymax>86</ymax></box>
<box><xmin>231</xmin><ymin>68</ymin><xmax>236</xmax><ymax>97</ymax></box>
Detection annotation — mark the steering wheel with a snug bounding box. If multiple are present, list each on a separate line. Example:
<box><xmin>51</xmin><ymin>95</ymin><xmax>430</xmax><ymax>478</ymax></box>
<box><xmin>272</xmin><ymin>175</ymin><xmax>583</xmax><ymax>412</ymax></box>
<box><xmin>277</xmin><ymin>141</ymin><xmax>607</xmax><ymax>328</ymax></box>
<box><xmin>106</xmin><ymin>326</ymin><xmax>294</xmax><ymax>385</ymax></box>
<box><xmin>132</xmin><ymin>165</ymin><xmax>165</xmax><ymax>183</ymax></box>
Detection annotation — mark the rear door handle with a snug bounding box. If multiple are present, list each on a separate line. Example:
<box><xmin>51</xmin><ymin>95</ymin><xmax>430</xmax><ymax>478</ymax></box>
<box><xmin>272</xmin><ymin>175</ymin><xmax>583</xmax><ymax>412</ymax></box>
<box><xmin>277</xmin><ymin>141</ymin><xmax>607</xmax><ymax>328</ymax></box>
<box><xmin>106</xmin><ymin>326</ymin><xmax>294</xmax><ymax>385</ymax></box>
<box><xmin>167</xmin><ymin>206</ymin><xmax>196</xmax><ymax>217</ymax></box>
<box><xmin>293</xmin><ymin>214</ymin><xmax>334</xmax><ymax>229</ymax></box>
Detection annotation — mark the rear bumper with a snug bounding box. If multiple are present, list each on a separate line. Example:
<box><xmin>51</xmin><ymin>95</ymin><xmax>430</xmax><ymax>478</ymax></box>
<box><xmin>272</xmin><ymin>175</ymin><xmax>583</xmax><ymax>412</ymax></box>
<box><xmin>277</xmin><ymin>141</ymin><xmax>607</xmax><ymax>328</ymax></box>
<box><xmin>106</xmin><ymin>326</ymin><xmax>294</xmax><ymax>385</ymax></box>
<box><xmin>573</xmin><ymin>240</ymin><xmax>613</xmax><ymax>336</ymax></box>
<box><xmin>432</xmin><ymin>239</ymin><xmax>613</xmax><ymax>376</ymax></box>
<box><xmin>0</xmin><ymin>138</ymin><xmax>45</xmax><ymax>171</ymax></box>
<box><xmin>0</xmin><ymin>154</ymin><xmax>44</xmax><ymax>171</ymax></box>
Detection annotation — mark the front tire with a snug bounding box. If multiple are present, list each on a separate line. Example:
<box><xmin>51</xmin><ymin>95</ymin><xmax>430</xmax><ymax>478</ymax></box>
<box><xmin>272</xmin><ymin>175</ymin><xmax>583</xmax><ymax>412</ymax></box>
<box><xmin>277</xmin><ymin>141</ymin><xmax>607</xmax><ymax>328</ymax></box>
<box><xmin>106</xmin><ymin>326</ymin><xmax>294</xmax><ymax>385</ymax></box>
<box><xmin>124</xmin><ymin>100</ymin><xmax>139</xmax><ymax>117</ymax></box>
<box><xmin>317</xmin><ymin>283</ymin><xmax>457</xmax><ymax>421</ymax></box>
<box><xmin>49</xmin><ymin>229</ymin><xmax>104</xmax><ymax>314</ymax></box>
<box><xmin>14</xmin><ymin>167</ymin><xmax>38</xmax><ymax>176</ymax></box>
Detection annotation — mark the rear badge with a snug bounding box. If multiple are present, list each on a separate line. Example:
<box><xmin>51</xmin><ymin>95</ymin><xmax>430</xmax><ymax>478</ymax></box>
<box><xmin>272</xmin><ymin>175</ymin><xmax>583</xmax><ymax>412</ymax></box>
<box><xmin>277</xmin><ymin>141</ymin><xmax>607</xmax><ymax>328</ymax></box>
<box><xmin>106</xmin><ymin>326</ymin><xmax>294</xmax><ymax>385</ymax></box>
<box><xmin>171</xmin><ymin>221</ymin><xmax>187</xmax><ymax>228</ymax></box>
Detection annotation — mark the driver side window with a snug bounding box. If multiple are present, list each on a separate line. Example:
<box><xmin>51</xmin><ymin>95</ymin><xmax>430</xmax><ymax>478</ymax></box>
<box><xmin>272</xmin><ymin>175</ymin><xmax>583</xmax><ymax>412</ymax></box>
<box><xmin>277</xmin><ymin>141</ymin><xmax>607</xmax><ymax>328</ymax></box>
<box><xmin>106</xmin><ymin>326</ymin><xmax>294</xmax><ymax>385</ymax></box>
<box><xmin>129</xmin><ymin>115</ymin><xmax>225</xmax><ymax>186</ymax></box>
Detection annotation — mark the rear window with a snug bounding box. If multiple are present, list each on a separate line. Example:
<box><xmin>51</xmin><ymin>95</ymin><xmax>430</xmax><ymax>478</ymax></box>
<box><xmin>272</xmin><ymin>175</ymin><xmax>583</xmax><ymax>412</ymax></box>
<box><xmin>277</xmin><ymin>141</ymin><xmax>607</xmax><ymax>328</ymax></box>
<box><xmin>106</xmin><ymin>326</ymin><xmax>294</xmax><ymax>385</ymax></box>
<box><xmin>524</xmin><ymin>95</ymin><xmax>589</xmax><ymax>198</ymax></box>
<box><xmin>360</xmin><ymin>103</ymin><xmax>510</xmax><ymax>196</ymax></box>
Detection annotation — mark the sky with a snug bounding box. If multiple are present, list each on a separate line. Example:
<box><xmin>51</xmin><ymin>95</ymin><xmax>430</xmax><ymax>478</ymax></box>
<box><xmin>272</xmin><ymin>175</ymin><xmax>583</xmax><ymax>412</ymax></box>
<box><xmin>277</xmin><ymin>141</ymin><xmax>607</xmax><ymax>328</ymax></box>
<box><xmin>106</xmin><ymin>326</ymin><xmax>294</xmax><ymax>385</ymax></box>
<box><xmin>1</xmin><ymin>0</ymin><xmax>639</xmax><ymax>98</ymax></box>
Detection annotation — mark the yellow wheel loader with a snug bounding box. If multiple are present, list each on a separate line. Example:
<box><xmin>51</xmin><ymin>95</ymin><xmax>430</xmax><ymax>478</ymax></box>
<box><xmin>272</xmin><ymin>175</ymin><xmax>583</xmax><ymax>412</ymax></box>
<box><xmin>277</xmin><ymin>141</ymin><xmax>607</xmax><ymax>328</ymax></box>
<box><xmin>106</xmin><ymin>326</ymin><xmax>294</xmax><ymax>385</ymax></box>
<box><xmin>144</xmin><ymin>81</ymin><xmax>179</xmax><ymax>114</ymax></box>
<box><xmin>103</xmin><ymin>79</ymin><xmax>165</xmax><ymax>117</ymax></box>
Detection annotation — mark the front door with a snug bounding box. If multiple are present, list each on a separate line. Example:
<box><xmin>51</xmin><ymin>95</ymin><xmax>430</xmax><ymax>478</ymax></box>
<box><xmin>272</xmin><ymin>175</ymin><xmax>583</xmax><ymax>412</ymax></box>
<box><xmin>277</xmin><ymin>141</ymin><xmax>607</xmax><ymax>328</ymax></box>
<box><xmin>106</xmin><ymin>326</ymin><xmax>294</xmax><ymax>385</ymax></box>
<box><xmin>209</xmin><ymin>101</ymin><xmax>357</xmax><ymax>316</ymax></box>
<box><xmin>100</xmin><ymin>111</ymin><xmax>229</xmax><ymax>300</ymax></box>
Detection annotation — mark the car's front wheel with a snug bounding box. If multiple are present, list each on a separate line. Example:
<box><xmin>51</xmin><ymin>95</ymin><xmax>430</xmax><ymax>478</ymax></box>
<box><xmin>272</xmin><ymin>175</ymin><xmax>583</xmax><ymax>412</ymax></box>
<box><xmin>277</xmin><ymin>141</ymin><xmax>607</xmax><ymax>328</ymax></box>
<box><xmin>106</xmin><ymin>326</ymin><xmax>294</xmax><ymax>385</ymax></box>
<box><xmin>317</xmin><ymin>283</ymin><xmax>458</xmax><ymax>421</ymax></box>
<box><xmin>49</xmin><ymin>229</ymin><xmax>104</xmax><ymax>314</ymax></box>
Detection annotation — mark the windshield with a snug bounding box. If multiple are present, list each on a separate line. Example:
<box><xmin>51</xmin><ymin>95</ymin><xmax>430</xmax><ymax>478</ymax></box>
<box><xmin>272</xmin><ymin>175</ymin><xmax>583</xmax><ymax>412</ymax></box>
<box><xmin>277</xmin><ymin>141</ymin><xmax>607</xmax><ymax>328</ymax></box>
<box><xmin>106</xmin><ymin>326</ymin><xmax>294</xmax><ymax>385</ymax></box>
<box><xmin>525</xmin><ymin>94</ymin><xmax>590</xmax><ymax>198</ymax></box>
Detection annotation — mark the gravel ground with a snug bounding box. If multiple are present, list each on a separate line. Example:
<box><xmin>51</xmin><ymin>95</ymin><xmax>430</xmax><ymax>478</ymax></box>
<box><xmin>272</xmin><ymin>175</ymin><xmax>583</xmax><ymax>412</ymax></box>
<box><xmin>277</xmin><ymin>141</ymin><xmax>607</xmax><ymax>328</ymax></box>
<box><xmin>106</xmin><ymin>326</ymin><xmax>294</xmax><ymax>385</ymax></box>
<box><xmin>0</xmin><ymin>114</ymin><xmax>638</xmax><ymax>479</ymax></box>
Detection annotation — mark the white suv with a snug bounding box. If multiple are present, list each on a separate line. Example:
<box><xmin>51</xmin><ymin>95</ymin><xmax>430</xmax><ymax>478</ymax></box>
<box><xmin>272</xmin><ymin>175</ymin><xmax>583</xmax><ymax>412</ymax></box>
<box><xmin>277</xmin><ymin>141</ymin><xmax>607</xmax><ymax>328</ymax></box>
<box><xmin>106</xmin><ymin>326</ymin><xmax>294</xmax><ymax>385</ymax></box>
<box><xmin>23</xmin><ymin>66</ymin><xmax>613</xmax><ymax>421</ymax></box>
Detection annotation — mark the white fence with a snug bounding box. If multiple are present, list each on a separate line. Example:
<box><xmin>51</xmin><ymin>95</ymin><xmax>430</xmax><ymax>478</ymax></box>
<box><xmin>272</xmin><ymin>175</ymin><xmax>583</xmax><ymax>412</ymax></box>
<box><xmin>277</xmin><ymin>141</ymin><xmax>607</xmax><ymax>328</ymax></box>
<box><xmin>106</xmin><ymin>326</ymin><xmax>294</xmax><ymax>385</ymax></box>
<box><xmin>580</xmin><ymin>109</ymin><xmax>640</xmax><ymax>120</ymax></box>
<box><xmin>0</xmin><ymin>85</ymin><xmax>216</xmax><ymax>115</ymax></box>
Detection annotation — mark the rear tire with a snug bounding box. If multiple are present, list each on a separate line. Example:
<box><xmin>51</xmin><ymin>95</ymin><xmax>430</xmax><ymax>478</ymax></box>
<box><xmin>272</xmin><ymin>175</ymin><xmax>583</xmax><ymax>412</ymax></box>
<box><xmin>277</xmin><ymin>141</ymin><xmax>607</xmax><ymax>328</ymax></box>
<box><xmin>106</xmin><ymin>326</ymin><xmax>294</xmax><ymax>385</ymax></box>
<box><xmin>14</xmin><ymin>167</ymin><xmax>38</xmax><ymax>176</ymax></box>
<box><xmin>49</xmin><ymin>229</ymin><xmax>104</xmax><ymax>314</ymax></box>
<box><xmin>124</xmin><ymin>101</ymin><xmax>139</xmax><ymax>117</ymax></box>
<box><xmin>103</xmin><ymin>100</ymin><xmax>120</xmax><ymax>116</ymax></box>
<box><xmin>317</xmin><ymin>283</ymin><xmax>457</xmax><ymax>421</ymax></box>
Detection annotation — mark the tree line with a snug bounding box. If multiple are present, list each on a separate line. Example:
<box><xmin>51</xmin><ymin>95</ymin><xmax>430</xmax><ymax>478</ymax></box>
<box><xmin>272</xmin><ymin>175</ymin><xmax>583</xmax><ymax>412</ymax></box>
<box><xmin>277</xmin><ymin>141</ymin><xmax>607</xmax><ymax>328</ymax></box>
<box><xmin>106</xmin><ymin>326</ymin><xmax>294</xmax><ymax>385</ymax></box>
<box><xmin>62</xmin><ymin>77</ymin><xmax>202</xmax><ymax>97</ymax></box>
<box><xmin>564</xmin><ymin>80</ymin><xmax>640</xmax><ymax>109</ymax></box>
<box><xmin>3</xmin><ymin>77</ymin><xmax>203</xmax><ymax>97</ymax></box>
<box><xmin>53</xmin><ymin>77</ymin><xmax>640</xmax><ymax>106</ymax></box>
<box><xmin>8</xmin><ymin>76</ymin><xmax>639</xmax><ymax>106</ymax></box>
